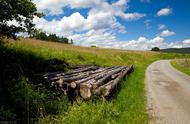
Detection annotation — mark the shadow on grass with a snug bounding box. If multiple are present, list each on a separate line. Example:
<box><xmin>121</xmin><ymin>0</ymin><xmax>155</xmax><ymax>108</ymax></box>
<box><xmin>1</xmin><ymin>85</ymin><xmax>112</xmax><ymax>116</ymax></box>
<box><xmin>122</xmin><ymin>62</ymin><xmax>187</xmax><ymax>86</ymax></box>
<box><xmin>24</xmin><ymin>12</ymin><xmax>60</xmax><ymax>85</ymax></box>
<box><xmin>0</xmin><ymin>41</ymin><xmax>70</xmax><ymax>123</ymax></box>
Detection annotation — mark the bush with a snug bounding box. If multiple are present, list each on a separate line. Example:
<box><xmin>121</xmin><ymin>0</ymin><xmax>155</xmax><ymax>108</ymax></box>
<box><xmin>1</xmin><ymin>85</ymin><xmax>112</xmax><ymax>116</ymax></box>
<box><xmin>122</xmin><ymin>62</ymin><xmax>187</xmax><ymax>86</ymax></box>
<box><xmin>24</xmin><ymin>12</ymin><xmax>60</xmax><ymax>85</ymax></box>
<box><xmin>151</xmin><ymin>47</ymin><xmax>160</xmax><ymax>51</ymax></box>
<box><xmin>91</xmin><ymin>45</ymin><xmax>97</xmax><ymax>48</ymax></box>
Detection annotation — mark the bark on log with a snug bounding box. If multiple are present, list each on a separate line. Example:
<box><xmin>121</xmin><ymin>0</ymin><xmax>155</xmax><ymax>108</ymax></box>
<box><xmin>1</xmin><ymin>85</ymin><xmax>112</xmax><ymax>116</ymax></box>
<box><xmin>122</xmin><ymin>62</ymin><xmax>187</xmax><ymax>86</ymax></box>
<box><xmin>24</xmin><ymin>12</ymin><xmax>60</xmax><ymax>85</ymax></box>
<box><xmin>102</xmin><ymin>67</ymin><xmax>131</xmax><ymax>96</ymax></box>
<box><xmin>94</xmin><ymin>70</ymin><xmax>123</xmax><ymax>95</ymax></box>
<box><xmin>46</xmin><ymin>70</ymin><xmax>94</xmax><ymax>82</ymax></box>
<box><xmin>45</xmin><ymin>67</ymin><xmax>102</xmax><ymax>82</ymax></box>
<box><xmin>64</xmin><ymin>66</ymin><xmax>99</xmax><ymax>75</ymax></box>
<box><xmin>69</xmin><ymin>67</ymin><xmax>114</xmax><ymax>88</ymax></box>
<box><xmin>92</xmin><ymin>66</ymin><xmax>125</xmax><ymax>89</ymax></box>
<box><xmin>79</xmin><ymin>67</ymin><xmax>126</xmax><ymax>98</ymax></box>
<box><xmin>94</xmin><ymin>80</ymin><xmax>113</xmax><ymax>95</ymax></box>
<box><xmin>36</xmin><ymin>64</ymin><xmax>134</xmax><ymax>99</ymax></box>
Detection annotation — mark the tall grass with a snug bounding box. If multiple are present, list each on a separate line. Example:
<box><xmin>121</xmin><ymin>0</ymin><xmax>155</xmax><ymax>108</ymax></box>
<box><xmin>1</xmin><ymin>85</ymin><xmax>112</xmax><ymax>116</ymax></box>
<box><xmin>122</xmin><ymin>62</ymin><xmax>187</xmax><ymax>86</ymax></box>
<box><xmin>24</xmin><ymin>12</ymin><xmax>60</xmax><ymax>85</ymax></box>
<box><xmin>1</xmin><ymin>38</ymin><xmax>189</xmax><ymax>124</ymax></box>
<box><xmin>171</xmin><ymin>59</ymin><xmax>190</xmax><ymax>76</ymax></box>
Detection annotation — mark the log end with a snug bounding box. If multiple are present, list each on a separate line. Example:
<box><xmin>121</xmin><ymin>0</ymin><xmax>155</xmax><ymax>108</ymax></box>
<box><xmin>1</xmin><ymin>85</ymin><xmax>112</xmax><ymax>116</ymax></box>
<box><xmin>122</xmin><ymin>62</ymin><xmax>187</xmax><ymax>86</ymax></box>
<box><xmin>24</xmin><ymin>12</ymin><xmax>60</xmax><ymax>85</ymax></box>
<box><xmin>103</xmin><ymin>85</ymin><xmax>112</xmax><ymax>97</ymax></box>
<box><xmin>70</xmin><ymin>82</ymin><xmax>77</xmax><ymax>88</ymax></box>
<box><xmin>80</xmin><ymin>83</ymin><xmax>92</xmax><ymax>99</ymax></box>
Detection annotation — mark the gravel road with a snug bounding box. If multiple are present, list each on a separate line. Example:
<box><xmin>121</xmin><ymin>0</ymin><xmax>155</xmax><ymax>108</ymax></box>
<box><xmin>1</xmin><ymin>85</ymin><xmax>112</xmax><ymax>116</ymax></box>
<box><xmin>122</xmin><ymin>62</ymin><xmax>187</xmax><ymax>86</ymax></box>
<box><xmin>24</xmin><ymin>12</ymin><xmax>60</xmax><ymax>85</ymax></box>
<box><xmin>146</xmin><ymin>60</ymin><xmax>190</xmax><ymax>124</ymax></box>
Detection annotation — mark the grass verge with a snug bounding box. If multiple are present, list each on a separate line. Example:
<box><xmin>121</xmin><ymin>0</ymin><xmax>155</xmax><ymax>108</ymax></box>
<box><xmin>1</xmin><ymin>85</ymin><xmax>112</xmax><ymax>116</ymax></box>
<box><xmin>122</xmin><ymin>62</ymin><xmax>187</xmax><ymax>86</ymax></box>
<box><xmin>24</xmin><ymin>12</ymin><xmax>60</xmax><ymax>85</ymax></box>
<box><xmin>171</xmin><ymin>59</ymin><xmax>190</xmax><ymax>76</ymax></box>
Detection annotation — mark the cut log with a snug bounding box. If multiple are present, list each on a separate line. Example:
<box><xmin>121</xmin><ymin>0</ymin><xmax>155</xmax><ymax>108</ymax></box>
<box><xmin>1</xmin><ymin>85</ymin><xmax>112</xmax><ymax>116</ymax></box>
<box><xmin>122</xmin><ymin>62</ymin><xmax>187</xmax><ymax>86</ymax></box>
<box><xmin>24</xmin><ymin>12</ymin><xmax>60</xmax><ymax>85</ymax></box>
<box><xmin>35</xmin><ymin>64</ymin><xmax>134</xmax><ymax>99</ymax></box>
<box><xmin>51</xmin><ymin>78</ymin><xmax>64</xmax><ymax>91</ymax></box>
<box><xmin>92</xmin><ymin>66</ymin><xmax>125</xmax><ymax>89</ymax></box>
<box><xmin>79</xmin><ymin>67</ymin><xmax>124</xmax><ymax>98</ymax></box>
<box><xmin>102</xmin><ymin>67</ymin><xmax>131</xmax><ymax>96</ymax></box>
<box><xmin>94</xmin><ymin>71</ymin><xmax>123</xmax><ymax>95</ymax></box>
<box><xmin>44</xmin><ymin>67</ymin><xmax>102</xmax><ymax>82</ymax></box>
<box><xmin>94</xmin><ymin>80</ymin><xmax>113</xmax><ymax>95</ymax></box>
<box><xmin>79</xmin><ymin>80</ymin><xmax>94</xmax><ymax>99</ymax></box>
<box><xmin>46</xmin><ymin>71</ymin><xmax>91</xmax><ymax>83</ymax></box>
<box><xmin>44</xmin><ymin>66</ymin><xmax>116</xmax><ymax>82</ymax></box>
<box><xmin>64</xmin><ymin>66</ymin><xmax>99</xmax><ymax>75</ymax></box>
<box><xmin>92</xmin><ymin>66</ymin><xmax>120</xmax><ymax>81</ymax></box>
<box><xmin>69</xmin><ymin>67</ymin><xmax>113</xmax><ymax>88</ymax></box>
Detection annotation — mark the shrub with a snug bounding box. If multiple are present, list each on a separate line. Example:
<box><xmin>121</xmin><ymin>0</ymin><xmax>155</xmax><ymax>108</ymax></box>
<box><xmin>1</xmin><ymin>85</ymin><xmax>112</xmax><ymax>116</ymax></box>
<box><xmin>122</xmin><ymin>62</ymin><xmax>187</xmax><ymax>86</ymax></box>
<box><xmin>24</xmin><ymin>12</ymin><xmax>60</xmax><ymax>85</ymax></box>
<box><xmin>151</xmin><ymin>47</ymin><xmax>160</xmax><ymax>51</ymax></box>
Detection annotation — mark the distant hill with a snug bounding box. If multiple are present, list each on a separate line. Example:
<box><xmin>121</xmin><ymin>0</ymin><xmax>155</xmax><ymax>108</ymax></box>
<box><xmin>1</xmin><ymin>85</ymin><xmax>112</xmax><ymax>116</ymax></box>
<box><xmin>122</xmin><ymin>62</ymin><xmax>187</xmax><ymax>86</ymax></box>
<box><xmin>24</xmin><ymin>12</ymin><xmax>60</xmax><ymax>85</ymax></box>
<box><xmin>161</xmin><ymin>47</ymin><xmax>190</xmax><ymax>54</ymax></box>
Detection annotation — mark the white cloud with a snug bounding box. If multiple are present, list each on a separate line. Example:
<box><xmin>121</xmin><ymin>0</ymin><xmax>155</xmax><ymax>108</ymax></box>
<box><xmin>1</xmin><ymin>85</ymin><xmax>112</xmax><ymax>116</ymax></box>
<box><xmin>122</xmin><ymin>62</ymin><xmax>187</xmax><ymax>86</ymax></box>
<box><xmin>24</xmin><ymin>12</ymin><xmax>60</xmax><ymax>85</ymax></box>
<box><xmin>157</xmin><ymin>8</ymin><xmax>172</xmax><ymax>16</ymax></box>
<box><xmin>33</xmin><ymin>11</ymin><xmax>127</xmax><ymax>37</ymax></box>
<box><xmin>68</xmin><ymin>29</ymin><xmax>117</xmax><ymax>47</ymax></box>
<box><xmin>167</xmin><ymin>38</ymin><xmax>190</xmax><ymax>48</ymax></box>
<box><xmin>182</xmin><ymin>39</ymin><xmax>190</xmax><ymax>47</ymax></box>
<box><xmin>182</xmin><ymin>39</ymin><xmax>190</xmax><ymax>44</ymax></box>
<box><xmin>33</xmin><ymin>0</ymin><xmax>145</xmax><ymax>21</ymax></box>
<box><xmin>159</xmin><ymin>30</ymin><xmax>175</xmax><ymax>37</ymax></box>
<box><xmin>118</xmin><ymin>13</ymin><xmax>145</xmax><ymax>20</ymax></box>
<box><xmin>69</xmin><ymin>32</ymin><xmax>190</xmax><ymax>50</ymax></box>
<box><xmin>32</xmin><ymin>0</ymin><xmax>147</xmax><ymax>40</ymax></box>
<box><xmin>158</xmin><ymin>24</ymin><xmax>166</xmax><ymax>30</ymax></box>
<box><xmin>30</xmin><ymin>0</ymin><xmax>189</xmax><ymax>50</ymax></box>
<box><xmin>33</xmin><ymin>12</ymin><xmax>86</xmax><ymax>37</ymax></box>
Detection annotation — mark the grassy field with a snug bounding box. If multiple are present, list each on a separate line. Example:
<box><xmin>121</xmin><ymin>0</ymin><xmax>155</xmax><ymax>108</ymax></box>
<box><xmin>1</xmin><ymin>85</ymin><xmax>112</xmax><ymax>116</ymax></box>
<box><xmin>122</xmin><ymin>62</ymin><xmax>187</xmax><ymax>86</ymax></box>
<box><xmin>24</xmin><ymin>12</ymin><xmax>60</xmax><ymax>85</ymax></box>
<box><xmin>171</xmin><ymin>59</ymin><xmax>190</xmax><ymax>76</ymax></box>
<box><xmin>0</xmin><ymin>38</ymin><xmax>189</xmax><ymax>124</ymax></box>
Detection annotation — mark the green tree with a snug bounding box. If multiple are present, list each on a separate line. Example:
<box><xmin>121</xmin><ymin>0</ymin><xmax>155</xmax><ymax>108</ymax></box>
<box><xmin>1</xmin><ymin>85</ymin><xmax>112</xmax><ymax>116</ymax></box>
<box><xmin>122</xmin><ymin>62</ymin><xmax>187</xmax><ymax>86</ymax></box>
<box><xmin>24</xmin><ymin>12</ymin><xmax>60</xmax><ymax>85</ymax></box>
<box><xmin>36</xmin><ymin>32</ymin><xmax>48</xmax><ymax>41</ymax></box>
<box><xmin>151</xmin><ymin>47</ymin><xmax>160</xmax><ymax>51</ymax></box>
<box><xmin>48</xmin><ymin>34</ymin><xmax>59</xmax><ymax>42</ymax></box>
<box><xmin>0</xmin><ymin>0</ymin><xmax>42</xmax><ymax>39</ymax></box>
<box><xmin>60</xmin><ymin>37</ymin><xmax>69</xmax><ymax>44</ymax></box>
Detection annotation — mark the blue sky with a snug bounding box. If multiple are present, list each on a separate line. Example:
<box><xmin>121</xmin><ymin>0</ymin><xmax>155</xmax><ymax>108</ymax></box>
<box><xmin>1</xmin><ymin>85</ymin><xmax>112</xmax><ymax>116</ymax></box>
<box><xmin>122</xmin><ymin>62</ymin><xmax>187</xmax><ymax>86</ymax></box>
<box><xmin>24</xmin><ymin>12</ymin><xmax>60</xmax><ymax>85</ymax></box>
<box><xmin>32</xmin><ymin>0</ymin><xmax>190</xmax><ymax>50</ymax></box>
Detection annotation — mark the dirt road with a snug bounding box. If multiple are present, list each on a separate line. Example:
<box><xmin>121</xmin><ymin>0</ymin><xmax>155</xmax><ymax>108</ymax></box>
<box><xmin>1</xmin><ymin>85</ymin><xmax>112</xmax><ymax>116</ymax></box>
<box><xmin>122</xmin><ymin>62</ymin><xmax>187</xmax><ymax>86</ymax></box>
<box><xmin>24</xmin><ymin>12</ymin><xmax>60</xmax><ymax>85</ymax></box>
<box><xmin>146</xmin><ymin>60</ymin><xmax>190</xmax><ymax>124</ymax></box>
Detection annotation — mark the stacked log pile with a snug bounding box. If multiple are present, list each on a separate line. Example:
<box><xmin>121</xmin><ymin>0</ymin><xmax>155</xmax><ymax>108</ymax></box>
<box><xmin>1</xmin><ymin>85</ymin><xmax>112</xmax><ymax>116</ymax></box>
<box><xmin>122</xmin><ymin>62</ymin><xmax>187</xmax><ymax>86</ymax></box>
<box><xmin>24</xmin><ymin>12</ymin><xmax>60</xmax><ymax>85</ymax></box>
<box><xmin>39</xmin><ymin>65</ymin><xmax>133</xmax><ymax>99</ymax></box>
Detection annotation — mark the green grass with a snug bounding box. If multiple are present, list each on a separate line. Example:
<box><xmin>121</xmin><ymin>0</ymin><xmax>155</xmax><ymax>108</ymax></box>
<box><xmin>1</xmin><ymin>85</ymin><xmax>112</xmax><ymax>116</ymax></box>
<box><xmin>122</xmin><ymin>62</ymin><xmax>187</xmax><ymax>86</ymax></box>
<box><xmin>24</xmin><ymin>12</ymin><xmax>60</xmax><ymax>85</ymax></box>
<box><xmin>171</xmin><ymin>59</ymin><xmax>190</xmax><ymax>76</ymax></box>
<box><xmin>1</xmin><ymin>38</ymin><xmax>189</xmax><ymax>124</ymax></box>
<box><xmin>38</xmin><ymin>62</ymin><xmax>151</xmax><ymax>124</ymax></box>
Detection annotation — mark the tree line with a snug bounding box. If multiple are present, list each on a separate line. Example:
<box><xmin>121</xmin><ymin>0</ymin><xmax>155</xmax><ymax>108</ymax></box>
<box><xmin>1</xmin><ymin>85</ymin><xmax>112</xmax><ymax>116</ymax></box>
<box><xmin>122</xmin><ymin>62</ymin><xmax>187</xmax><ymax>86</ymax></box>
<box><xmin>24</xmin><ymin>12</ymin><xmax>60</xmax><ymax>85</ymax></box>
<box><xmin>30</xmin><ymin>29</ymin><xmax>73</xmax><ymax>44</ymax></box>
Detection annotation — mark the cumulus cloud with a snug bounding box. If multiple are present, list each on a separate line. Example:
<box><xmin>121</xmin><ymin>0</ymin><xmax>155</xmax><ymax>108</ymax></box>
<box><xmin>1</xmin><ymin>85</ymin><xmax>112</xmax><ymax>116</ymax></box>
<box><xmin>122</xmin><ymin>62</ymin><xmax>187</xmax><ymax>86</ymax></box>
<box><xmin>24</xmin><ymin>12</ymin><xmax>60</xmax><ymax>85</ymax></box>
<box><xmin>33</xmin><ymin>0</ymin><xmax>146</xmax><ymax>39</ymax></box>
<box><xmin>118</xmin><ymin>13</ymin><xmax>145</xmax><ymax>20</ymax></box>
<box><xmin>167</xmin><ymin>38</ymin><xmax>190</xmax><ymax>48</ymax></box>
<box><xmin>159</xmin><ymin>30</ymin><xmax>175</xmax><ymax>37</ymax></box>
<box><xmin>157</xmin><ymin>8</ymin><xmax>172</xmax><ymax>16</ymax></box>
<box><xmin>34</xmin><ymin>13</ymin><xmax>86</xmax><ymax>37</ymax></box>
<box><xmin>68</xmin><ymin>29</ymin><xmax>117</xmax><ymax>47</ymax></box>
<box><xmin>33</xmin><ymin>11</ymin><xmax>126</xmax><ymax>37</ymax></box>
<box><xmin>30</xmin><ymin>0</ymin><xmax>189</xmax><ymax>50</ymax></box>
<box><xmin>69</xmin><ymin>30</ymin><xmax>164</xmax><ymax>50</ymax></box>
<box><xmin>69</xmin><ymin>31</ymin><xmax>190</xmax><ymax>50</ymax></box>
<box><xmin>33</xmin><ymin>0</ymin><xmax>145</xmax><ymax>20</ymax></box>
<box><xmin>33</xmin><ymin>0</ymin><xmax>102</xmax><ymax>13</ymax></box>
<box><xmin>182</xmin><ymin>39</ymin><xmax>190</xmax><ymax>47</ymax></box>
<box><xmin>32</xmin><ymin>0</ymin><xmax>147</xmax><ymax>39</ymax></box>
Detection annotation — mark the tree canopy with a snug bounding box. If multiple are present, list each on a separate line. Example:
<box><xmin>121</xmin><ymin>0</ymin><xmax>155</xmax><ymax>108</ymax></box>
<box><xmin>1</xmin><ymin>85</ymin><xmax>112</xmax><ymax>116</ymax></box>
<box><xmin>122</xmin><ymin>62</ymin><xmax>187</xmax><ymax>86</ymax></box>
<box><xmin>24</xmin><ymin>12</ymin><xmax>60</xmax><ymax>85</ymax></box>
<box><xmin>30</xmin><ymin>29</ymin><xmax>72</xmax><ymax>44</ymax></box>
<box><xmin>0</xmin><ymin>0</ymin><xmax>42</xmax><ymax>38</ymax></box>
<box><xmin>151</xmin><ymin>47</ymin><xmax>160</xmax><ymax>51</ymax></box>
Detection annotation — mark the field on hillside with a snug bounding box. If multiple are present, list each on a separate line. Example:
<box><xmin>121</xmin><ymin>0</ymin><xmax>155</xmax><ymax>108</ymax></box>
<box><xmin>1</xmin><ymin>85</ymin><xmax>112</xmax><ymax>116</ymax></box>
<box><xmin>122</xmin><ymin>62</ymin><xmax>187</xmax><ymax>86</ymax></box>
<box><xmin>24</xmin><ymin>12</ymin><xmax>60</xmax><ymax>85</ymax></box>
<box><xmin>0</xmin><ymin>38</ymin><xmax>189</xmax><ymax>124</ymax></box>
